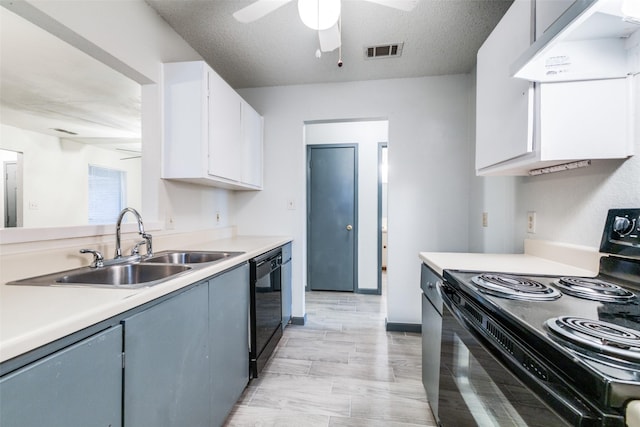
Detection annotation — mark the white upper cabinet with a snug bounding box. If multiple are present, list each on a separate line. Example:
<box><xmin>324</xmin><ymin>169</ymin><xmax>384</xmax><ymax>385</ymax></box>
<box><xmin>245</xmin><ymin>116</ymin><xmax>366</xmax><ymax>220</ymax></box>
<box><xmin>240</xmin><ymin>100</ymin><xmax>263</xmax><ymax>188</ymax></box>
<box><xmin>476</xmin><ymin>0</ymin><xmax>634</xmax><ymax>176</ymax></box>
<box><xmin>476</xmin><ymin>0</ymin><xmax>534</xmax><ymax>172</ymax></box>
<box><xmin>208</xmin><ymin>70</ymin><xmax>242</xmax><ymax>183</ymax></box>
<box><xmin>514</xmin><ymin>0</ymin><xmax>640</xmax><ymax>83</ymax></box>
<box><xmin>163</xmin><ymin>61</ymin><xmax>263</xmax><ymax>190</ymax></box>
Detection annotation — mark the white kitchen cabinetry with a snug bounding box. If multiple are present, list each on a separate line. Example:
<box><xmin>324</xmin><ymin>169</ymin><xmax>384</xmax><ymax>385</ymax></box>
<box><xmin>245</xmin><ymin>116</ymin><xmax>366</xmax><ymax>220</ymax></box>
<box><xmin>476</xmin><ymin>0</ymin><xmax>634</xmax><ymax>176</ymax></box>
<box><xmin>241</xmin><ymin>99</ymin><xmax>264</xmax><ymax>188</ymax></box>
<box><xmin>476</xmin><ymin>0</ymin><xmax>534</xmax><ymax>172</ymax></box>
<box><xmin>163</xmin><ymin>61</ymin><xmax>263</xmax><ymax>190</ymax></box>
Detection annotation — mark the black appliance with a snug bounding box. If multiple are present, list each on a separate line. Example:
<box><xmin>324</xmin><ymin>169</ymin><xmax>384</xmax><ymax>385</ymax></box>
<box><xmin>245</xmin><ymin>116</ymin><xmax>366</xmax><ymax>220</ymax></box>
<box><xmin>438</xmin><ymin>208</ymin><xmax>640</xmax><ymax>426</ymax></box>
<box><xmin>249</xmin><ymin>247</ymin><xmax>283</xmax><ymax>378</ymax></box>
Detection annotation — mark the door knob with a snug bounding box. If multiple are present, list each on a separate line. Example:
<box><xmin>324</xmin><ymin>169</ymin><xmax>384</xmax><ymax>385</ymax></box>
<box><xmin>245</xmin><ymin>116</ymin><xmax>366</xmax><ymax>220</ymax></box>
<box><xmin>346</xmin><ymin>224</ymin><xmax>353</xmax><ymax>231</ymax></box>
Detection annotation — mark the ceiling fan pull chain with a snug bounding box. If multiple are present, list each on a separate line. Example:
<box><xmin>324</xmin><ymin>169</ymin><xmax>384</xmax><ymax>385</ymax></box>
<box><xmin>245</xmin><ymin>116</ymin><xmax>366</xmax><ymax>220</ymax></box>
<box><xmin>338</xmin><ymin>14</ymin><xmax>343</xmax><ymax>68</ymax></box>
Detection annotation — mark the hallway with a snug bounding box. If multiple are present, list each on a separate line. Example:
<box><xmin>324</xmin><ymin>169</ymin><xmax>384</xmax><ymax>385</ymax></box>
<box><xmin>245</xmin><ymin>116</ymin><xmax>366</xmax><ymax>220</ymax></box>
<box><xmin>225</xmin><ymin>288</ymin><xmax>436</xmax><ymax>426</ymax></box>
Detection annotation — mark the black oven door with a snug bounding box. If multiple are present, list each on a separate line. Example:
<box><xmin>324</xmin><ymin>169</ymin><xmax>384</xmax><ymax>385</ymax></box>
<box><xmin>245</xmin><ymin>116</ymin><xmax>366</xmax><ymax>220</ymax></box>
<box><xmin>438</xmin><ymin>285</ymin><xmax>572</xmax><ymax>427</ymax></box>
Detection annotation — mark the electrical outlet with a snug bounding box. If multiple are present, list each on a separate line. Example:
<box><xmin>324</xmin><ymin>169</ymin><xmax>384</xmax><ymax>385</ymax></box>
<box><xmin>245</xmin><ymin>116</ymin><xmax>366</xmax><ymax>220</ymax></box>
<box><xmin>482</xmin><ymin>212</ymin><xmax>488</xmax><ymax>227</ymax></box>
<box><xmin>29</xmin><ymin>201</ymin><xmax>39</xmax><ymax>210</ymax></box>
<box><xmin>527</xmin><ymin>211</ymin><xmax>537</xmax><ymax>233</ymax></box>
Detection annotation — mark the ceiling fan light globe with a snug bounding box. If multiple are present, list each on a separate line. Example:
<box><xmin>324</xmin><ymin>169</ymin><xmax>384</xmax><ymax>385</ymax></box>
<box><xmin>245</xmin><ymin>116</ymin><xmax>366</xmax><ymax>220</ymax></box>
<box><xmin>298</xmin><ymin>0</ymin><xmax>341</xmax><ymax>30</ymax></box>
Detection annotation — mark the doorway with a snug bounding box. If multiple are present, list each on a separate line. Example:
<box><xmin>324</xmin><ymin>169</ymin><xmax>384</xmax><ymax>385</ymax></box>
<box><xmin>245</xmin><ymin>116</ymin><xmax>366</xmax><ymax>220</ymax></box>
<box><xmin>378</xmin><ymin>143</ymin><xmax>388</xmax><ymax>295</ymax></box>
<box><xmin>307</xmin><ymin>144</ymin><xmax>358</xmax><ymax>292</ymax></box>
<box><xmin>4</xmin><ymin>161</ymin><xmax>17</xmax><ymax>228</ymax></box>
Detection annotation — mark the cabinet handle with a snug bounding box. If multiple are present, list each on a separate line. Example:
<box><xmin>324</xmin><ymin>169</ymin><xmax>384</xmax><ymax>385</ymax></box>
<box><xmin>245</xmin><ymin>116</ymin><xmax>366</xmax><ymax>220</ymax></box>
<box><xmin>346</xmin><ymin>224</ymin><xmax>353</xmax><ymax>231</ymax></box>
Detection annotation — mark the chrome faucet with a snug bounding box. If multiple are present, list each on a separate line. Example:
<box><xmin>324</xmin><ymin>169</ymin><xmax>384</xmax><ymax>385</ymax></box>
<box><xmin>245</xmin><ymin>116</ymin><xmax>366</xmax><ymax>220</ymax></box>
<box><xmin>115</xmin><ymin>207</ymin><xmax>153</xmax><ymax>259</ymax></box>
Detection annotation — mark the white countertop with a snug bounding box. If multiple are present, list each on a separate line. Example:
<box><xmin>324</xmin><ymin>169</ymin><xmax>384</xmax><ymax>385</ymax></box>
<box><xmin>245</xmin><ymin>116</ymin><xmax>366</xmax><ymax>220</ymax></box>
<box><xmin>0</xmin><ymin>235</ymin><xmax>291</xmax><ymax>363</ymax></box>
<box><xmin>419</xmin><ymin>239</ymin><xmax>601</xmax><ymax>278</ymax></box>
<box><xmin>419</xmin><ymin>252</ymin><xmax>598</xmax><ymax>277</ymax></box>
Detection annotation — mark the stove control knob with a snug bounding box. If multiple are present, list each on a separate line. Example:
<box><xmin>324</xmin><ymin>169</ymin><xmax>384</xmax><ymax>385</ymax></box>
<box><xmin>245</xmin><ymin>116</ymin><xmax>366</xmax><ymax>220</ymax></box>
<box><xmin>613</xmin><ymin>216</ymin><xmax>635</xmax><ymax>236</ymax></box>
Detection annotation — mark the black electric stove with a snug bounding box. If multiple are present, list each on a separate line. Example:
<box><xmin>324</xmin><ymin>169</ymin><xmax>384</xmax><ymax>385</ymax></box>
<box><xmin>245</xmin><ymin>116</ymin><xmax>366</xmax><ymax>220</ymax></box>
<box><xmin>440</xmin><ymin>208</ymin><xmax>640</xmax><ymax>427</ymax></box>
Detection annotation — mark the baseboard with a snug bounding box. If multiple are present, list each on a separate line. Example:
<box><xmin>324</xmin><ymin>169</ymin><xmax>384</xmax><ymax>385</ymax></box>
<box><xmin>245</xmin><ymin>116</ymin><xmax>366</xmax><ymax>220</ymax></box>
<box><xmin>385</xmin><ymin>320</ymin><xmax>421</xmax><ymax>333</ymax></box>
<box><xmin>357</xmin><ymin>288</ymin><xmax>380</xmax><ymax>295</ymax></box>
<box><xmin>290</xmin><ymin>314</ymin><xmax>307</xmax><ymax>325</ymax></box>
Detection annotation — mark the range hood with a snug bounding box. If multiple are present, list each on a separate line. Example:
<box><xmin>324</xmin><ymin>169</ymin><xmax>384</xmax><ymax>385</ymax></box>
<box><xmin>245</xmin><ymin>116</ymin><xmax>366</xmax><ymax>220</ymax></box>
<box><xmin>512</xmin><ymin>0</ymin><xmax>640</xmax><ymax>82</ymax></box>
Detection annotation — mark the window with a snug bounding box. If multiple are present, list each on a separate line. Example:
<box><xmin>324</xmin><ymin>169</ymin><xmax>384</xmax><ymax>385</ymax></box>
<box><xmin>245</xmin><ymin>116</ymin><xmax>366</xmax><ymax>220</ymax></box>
<box><xmin>88</xmin><ymin>165</ymin><xmax>126</xmax><ymax>224</ymax></box>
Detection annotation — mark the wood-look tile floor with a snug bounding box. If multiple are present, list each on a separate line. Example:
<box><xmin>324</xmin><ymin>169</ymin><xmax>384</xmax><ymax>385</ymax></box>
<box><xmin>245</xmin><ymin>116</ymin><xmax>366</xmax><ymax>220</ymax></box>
<box><xmin>224</xmin><ymin>284</ymin><xmax>437</xmax><ymax>427</ymax></box>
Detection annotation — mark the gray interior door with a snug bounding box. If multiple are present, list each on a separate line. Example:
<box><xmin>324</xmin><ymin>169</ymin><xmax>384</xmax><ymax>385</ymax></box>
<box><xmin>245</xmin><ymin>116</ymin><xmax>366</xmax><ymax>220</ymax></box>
<box><xmin>308</xmin><ymin>145</ymin><xmax>357</xmax><ymax>291</ymax></box>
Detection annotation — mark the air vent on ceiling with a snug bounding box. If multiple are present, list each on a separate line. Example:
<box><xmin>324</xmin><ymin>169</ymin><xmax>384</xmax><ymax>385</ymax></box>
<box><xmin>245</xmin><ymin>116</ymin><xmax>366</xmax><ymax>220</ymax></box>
<box><xmin>365</xmin><ymin>42</ymin><xmax>403</xmax><ymax>59</ymax></box>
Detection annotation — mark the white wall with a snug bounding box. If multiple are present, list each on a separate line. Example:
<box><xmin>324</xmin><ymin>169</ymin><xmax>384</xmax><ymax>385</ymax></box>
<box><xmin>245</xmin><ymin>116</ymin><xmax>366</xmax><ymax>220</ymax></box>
<box><xmin>467</xmin><ymin>67</ymin><xmax>521</xmax><ymax>254</ymax></box>
<box><xmin>0</xmin><ymin>124</ymin><xmax>141</xmax><ymax>228</ymax></box>
<box><xmin>1</xmin><ymin>0</ymin><xmax>235</xmax><ymax>237</ymax></box>
<box><xmin>237</xmin><ymin>76</ymin><xmax>473</xmax><ymax>325</ymax></box>
<box><xmin>305</xmin><ymin>120</ymin><xmax>388</xmax><ymax>292</ymax></box>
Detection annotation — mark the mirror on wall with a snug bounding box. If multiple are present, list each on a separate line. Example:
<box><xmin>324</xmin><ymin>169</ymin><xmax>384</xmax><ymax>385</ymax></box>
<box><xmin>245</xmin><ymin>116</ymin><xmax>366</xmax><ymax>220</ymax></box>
<box><xmin>0</xmin><ymin>6</ymin><xmax>142</xmax><ymax>229</ymax></box>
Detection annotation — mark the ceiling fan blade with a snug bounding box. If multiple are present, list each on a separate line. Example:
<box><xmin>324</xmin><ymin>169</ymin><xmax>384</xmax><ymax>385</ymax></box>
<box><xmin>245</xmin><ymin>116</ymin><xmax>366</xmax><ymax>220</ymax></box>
<box><xmin>363</xmin><ymin>0</ymin><xmax>418</xmax><ymax>12</ymax></box>
<box><xmin>232</xmin><ymin>0</ymin><xmax>293</xmax><ymax>23</ymax></box>
<box><xmin>318</xmin><ymin>23</ymin><xmax>341</xmax><ymax>52</ymax></box>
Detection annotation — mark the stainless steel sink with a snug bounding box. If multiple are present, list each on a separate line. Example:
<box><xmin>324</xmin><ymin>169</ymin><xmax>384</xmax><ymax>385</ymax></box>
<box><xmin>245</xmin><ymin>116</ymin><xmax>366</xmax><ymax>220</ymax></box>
<box><xmin>7</xmin><ymin>263</ymin><xmax>192</xmax><ymax>288</ymax></box>
<box><xmin>56</xmin><ymin>264</ymin><xmax>191</xmax><ymax>286</ymax></box>
<box><xmin>143</xmin><ymin>251</ymin><xmax>244</xmax><ymax>264</ymax></box>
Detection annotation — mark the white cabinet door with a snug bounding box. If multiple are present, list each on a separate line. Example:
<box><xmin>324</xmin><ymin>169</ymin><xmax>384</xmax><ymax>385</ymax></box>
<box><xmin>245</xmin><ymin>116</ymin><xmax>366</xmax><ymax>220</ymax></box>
<box><xmin>163</xmin><ymin>61</ymin><xmax>209</xmax><ymax>180</ymax></box>
<box><xmin>240</xmin><ymin>100</ymin><xmax>263</xmax><ymax>188</ymax></box>
<box><xmin>163</xmin><ymin>61</ymin><xmax>263</xmax><ymax>190</ymax></box>
<box><xmin>476</xmin><ymin>0</ymin><xmax>534</xmax><ymax>171</ymax></box>
<box><xmin>208</xmin><ymin>70</ymin><xmax>242</xmax><ymax>182</ymax></box>
<box><xmin>539</xmin><ymin>78</ymin><xmax>630</xmax><ymax>160</ymax></box>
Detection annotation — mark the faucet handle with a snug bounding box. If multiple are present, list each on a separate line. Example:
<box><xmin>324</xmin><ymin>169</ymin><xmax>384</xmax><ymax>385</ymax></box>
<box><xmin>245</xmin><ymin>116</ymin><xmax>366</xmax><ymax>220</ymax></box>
<box><xmin>142</xmin><ymin>233</ymin><xmax>153</xmax><ymax>257</ymax></box>
<box><xmin>80</xmin><ymin>249</ymin><xmax>104</xmax><ymax>268</ymax></box>
<box><xmin>131</xmin><ymin>240</ymin><xmax>147</xmax><ymax>256</ymax></box>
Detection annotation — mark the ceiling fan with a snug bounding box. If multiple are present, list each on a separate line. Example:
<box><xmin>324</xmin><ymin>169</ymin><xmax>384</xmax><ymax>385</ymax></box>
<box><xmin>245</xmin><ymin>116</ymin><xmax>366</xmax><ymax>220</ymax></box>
<box><xmin>233</xmin><ymin>0</ymin><xmax>418</xmax><ymax>54</ymax></box>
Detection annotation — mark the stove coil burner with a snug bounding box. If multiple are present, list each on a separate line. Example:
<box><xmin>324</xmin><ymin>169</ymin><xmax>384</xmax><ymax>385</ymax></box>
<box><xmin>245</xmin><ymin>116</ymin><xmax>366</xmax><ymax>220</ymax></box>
<box><xmin>546</xmin><ymin>316</ymin><xmax>640</xmax><ymax>363</ymax></box>
<box><xmin>555</xmin><ymin>277</ymin><xmax>636</xmax><ymax>302</ymax></box>
<box><xmin>471</xmin><ymin>274</ymin><xmax>561</xmax><ymax>301</ymax></box>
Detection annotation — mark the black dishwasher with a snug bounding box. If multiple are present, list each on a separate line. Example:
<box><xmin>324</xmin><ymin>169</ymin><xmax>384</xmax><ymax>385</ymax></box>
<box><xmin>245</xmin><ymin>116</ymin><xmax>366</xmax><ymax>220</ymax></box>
<box><xmin>249</xmin><ymin>248</ymin><xmax>283</xmax><ymax>378</ymax></box>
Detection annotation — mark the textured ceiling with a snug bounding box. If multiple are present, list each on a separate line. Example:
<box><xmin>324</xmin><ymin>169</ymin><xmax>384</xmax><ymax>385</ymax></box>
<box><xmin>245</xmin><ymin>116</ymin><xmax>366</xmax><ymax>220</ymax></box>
<box><xmin>147</xmin><ymin>0</ymin><xmax>514</xmax><ymax>89</ymax></box>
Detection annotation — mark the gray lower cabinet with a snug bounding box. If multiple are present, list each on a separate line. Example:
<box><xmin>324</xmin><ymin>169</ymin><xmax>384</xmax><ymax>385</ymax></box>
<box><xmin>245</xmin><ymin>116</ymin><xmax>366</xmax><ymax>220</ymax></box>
<box><xmin>209</xmin><ymin>263</ymin><xmax>250</xmax><ymax>427</ymax></box>
<box><xmin>0</xmin><ymin>264</ymin><xmax>251</xmax><ymax>427</ymax></box>
<box><xmin>281</xmin><ymin>242</ymin><xmax>292</xmax><ymax>328</ymax></box>
<box><xmin>123</xmin><ymin>283</ymin><xmax>210</xmax><ymax>427</ymax></box>
<box><xmin>421</xmin><ymin>263</ymin><xmax>443</xmax><ymax>422</ymax></box>
<box><xmin>0</xmin><ymin>325</ymin><xmax>123</xmax><ymax>427</ymax></box>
